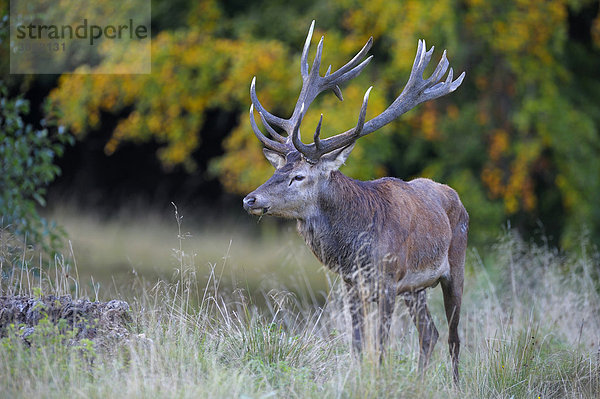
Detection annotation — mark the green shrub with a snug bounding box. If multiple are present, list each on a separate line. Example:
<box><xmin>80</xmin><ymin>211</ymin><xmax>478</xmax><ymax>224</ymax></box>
<box><xmin>0</xmin><ymin>79</ymin><xmax>73</xmax><ymax>258</ymax></box>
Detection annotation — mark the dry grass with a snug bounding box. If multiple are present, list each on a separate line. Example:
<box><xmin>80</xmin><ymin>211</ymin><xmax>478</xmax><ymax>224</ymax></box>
<box><xmin>1</xmin><ymin>207</ymin><xmax>599</xmax><ymax>398</ymax></box>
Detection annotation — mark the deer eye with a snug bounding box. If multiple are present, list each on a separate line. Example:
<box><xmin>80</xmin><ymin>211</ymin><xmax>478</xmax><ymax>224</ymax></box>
<box><xmin>289</xmin><ymin>175</ymin><xmax>305</xmax><ymax>185</ymax></box>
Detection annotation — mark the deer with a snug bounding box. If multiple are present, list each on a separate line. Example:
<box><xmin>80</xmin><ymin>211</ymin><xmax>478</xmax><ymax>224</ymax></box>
<box><xmin>242</xmin><ymin>21</ymin><xmax>468</xmax><ymax>383</ymax></box>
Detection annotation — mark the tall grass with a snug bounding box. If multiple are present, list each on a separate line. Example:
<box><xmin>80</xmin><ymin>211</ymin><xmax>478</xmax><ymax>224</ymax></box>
<box><xmin>1</xmin><ymin>213</ymin><xmax>599</xmax><ymax>398</ymax></box>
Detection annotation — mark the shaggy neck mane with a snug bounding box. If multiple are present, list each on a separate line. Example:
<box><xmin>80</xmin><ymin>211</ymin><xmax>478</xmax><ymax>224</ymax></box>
<box><xmin>321</xmin><ymin>171</ymin><xmax>363</xmax><ymax>211</ymax></box>
<box><xmin>297</xmin><ymin>171</ymin><xmax>393</xmax><ymax>274</ymax></box>
<box><xmin>318</xmin><ymin>171</ymin><xmax>392</xmax><ymax>223</ymax></box>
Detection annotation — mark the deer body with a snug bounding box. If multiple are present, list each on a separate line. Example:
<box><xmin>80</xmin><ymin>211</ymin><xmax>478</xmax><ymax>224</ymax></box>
<box><xmin>298</xmin><ymin>173</ymin><xmax>459</xmax><ymax>287</ymax></box>
<box><xmin>243</xmin><ymin>21</ymin><xmax>468</xmax><ymax>384</ymax></box>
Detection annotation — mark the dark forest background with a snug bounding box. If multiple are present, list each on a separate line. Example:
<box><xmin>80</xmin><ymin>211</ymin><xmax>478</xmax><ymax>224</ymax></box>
<box><xmin>2</xmin><ymin>0</ymin><xmax>600</xmax><ymax>250</ymax></box>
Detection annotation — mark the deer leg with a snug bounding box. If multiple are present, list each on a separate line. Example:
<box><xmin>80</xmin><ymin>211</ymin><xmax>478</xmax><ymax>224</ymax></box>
<box><xmin>443</xmin><ymin>213</ymin><xmax>467</xmax><ymax>385</ymax></box>
<box><xmin>377</xmin><ymin>283</ymin><xmax>395</xmax><ymax>361</ymax></box>
<box><xmin>404</xmin><ymin>290</ymin><xmax>439</xmax><ymax>374</ymax></box>
<box><xmin>441</xmin><ymin>278</ymin><xmax>462</xmax><ymax>385</ymax></box>
<box><xmin>345</xmin><ymin>281</ymin><xmax>365</xmax><ymax>355</ymax></box>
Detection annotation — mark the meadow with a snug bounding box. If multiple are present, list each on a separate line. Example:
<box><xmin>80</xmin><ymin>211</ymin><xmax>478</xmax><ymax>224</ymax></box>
<box><xmin>1</xmin><ymin>206</ymin><xmax>599</xmax><ymax>398</ymax></box>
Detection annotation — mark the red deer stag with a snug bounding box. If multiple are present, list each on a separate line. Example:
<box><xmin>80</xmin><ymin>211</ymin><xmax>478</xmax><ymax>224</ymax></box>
<box><xmin>243</xmin><ymin>21</ymin><xmax>468</xmax><ymax>383</ymax></box>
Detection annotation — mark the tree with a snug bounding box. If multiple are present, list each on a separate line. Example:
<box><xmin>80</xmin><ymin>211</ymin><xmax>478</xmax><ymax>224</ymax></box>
<box><xmin>46</xmin><ymin>0</ymin><xmax>600</xmax><ymax>246</ymax></box>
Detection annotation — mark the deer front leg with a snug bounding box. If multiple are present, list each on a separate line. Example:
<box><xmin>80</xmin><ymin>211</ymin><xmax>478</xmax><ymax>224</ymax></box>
<box><xmin>377</xmin><ymin>282</ymin><xmax>396</xmax><ymax>360</ymax></box>
<box><xmin>404</xmin><ymin>289</ymin><xmax>439</xmax><ymax>373</ymax></box>
<box><xmin>345</xmin><ymin>281</ymin><xmax>365</xmax><ymax>355</ymax></box>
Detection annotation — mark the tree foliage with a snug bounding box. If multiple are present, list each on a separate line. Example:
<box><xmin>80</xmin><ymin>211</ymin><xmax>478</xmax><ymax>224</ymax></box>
<box><xmin>0</xmin><ymin>80</ymin><xmax>73</xmax><ymax>254</ymax></box>
<box><xmin>46</xmin><ymin>0</ymin><xmax>600</xmax><ymax>246</ymax></box>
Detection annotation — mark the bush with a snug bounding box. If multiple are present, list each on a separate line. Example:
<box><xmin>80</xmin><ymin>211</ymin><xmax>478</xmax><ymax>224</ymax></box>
<box><xmin>0</xmin><ymin>79</ymin><xmax>73</xmax><ymax>257</ymax></box>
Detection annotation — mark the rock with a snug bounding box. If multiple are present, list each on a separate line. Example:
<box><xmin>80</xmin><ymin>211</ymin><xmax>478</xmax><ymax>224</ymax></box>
<box><xmin>0</xmin><ymin>295</ymin><xmax>133</xmax><ymax>347</ymax></box>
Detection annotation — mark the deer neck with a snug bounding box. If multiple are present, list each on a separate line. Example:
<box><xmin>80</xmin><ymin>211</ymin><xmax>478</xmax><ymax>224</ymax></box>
<box><xmin>296</xmin><ymin>171</ymin><xmax>368</xmax><ymax>273</ymax></box>
<box><xmin>300</xmin><ymin>171</ymin><xmax>358</xmax><ymax>226</ymax></box>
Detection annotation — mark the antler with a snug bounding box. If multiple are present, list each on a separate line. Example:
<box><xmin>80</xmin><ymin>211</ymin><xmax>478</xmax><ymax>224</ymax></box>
<box><xmin>297</xmin><ymin>40</ymin><xmax>465</xmax><ymax>161</ymax></box>
<box><xmin>249</xmin><ymin>20</ymin><xmax>373</xmax><ymax>158</ymax></box>
<box><xmin>250</xmin><ymin>21</ymin><xmax>466</xmax><ymax>164</ymax></box>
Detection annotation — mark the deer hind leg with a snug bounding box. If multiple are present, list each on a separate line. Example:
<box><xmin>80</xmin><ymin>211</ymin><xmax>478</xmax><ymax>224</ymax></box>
<box><xmin>441</xmin><ymin>277</ymin><xmax>462</xmax><ymax>385</ymax></box>
<box><xmin>442</xmin><ymin>212</ymin><xmax>467</xmax><ymax>384</ymax></box>
<box><xmin>404</xmin><ymin>290</ymin><xmax>439</xmax><ymax>373</ymax></box>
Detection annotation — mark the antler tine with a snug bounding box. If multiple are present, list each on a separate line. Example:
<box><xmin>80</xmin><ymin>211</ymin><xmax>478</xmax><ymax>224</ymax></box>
<box><xmin>318</xmin><ymin>40</ymin><xmax>373</xmax><ymax>100</ymax></box>
<box><xmin>251</xmin><ymin>77</ymin><xmax>287</xmax><ymax>129</ymax></box>
<box><xmin>423</xmin><ymin>69</ymin><xmax>465</xmax><ymax>101</ymax></box>
<box><xmin>329</xmin><ymin>55</ymin><xmax>374</xmax><ymax>91</ymax></box>
<box><xmin>259</xmin><ymin>112</ymin><xmax>287</xmax><ymax>144</ymax></box>
<box><xmin>354</xmin><ymin>86</ymin><xmax>372</xmax><ymax>137</ymax></box>
<box><xmin>404</xmin><ymin>42</ymin><xmax>464</xmax><ymax>104</ymax></box>
<box><xmin>301</xmin><ymin>20</ymin><xmax>316</xmax><ymax>78</ymax></box>
<box><xmin>426</xmin><ymin>49</ymin><xmax>449</xmax><ymax>86</ymax></box>
<box><xmin>285</xmin><ymin>24</ymin><xmax>328</xmax><ymax>139</ymax></box>
<box><xmin>411</xmin><ymin>39</ymin><xmax>425</xmax><ymax>72</ymax></box>
<box><xmin>406</xmin><ymin>40</ymin><xmax>435</xmax><ymax>89</ymax></box>
<box><xmin>314</xmin><ymin>114</ymin><xmax>323</xmax><ymax>150</ymax></box>
<box><xmin>310</xmin><ymin>36</ymin><xmax>324</xmax><ymax>79</ymax></box>
<box><xmin>325</xmin><ymin>37</ymin><xmax>373</xmax><ymax>84</ymax></box>
<box><xmin>249</xmin><ymin>105</ymin><xmax>290</xmax><ymax>154</ymax></box>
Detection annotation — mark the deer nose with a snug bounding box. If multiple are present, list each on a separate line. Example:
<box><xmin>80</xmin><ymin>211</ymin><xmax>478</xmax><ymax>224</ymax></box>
<box><xmin>243</xmin><ymin>195</ymin><xmax>256</xmax><ymax>210</ymax></box>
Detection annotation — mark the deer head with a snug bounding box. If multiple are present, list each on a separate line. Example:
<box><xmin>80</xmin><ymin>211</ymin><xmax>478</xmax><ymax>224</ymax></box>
<box><xmin>242</xmin><ymin>21</ymin><xmax>465</xmax><ymax>220</ymax></box>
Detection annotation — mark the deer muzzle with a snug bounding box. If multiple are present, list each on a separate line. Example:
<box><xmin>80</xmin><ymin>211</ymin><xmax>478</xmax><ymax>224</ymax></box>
<box><xmin>242</xmin><ymin>194</ymin><xmax>271</xmax><ymax>216</ymax></box>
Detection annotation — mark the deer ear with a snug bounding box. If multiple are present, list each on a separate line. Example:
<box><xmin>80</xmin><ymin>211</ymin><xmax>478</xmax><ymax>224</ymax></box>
<box><xmin>320</xmin><ymin>142</ymin><xmax>356</xmax><ymax>172</ymax></box>
<box><xmin>263</xmin><ymin>148</ymin><xmax>287</xmax><ymax>169</ymax></box>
